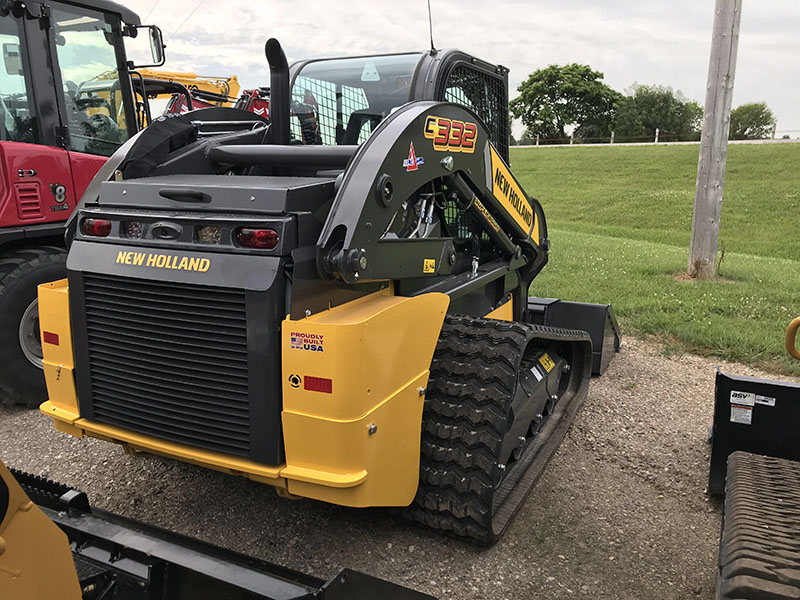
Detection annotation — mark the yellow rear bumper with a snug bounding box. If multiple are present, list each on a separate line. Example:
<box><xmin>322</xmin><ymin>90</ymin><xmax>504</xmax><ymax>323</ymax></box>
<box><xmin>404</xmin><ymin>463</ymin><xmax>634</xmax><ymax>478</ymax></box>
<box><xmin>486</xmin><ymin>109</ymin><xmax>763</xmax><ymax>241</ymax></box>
<box><xmin>39</xmin><ymin>279</ymin><xmax>448</xmax><ymax>507</ymax></box>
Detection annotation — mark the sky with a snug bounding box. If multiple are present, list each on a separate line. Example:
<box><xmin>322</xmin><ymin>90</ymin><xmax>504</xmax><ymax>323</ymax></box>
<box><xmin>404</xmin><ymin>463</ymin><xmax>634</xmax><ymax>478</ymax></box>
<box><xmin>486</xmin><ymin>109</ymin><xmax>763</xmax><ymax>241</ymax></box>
<box><xmin>124</xmin><ymin>0</ymin><xmax>800</xmax><ymax>136</ymax></box>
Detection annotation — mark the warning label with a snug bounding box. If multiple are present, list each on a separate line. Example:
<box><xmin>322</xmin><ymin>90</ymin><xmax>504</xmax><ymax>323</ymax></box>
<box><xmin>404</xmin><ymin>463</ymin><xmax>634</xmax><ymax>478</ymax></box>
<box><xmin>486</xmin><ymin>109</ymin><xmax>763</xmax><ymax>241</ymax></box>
<box><xmin>730</xmin><ymin>404</ymin><xmax>753</xmax><ymax>425</ymax></box>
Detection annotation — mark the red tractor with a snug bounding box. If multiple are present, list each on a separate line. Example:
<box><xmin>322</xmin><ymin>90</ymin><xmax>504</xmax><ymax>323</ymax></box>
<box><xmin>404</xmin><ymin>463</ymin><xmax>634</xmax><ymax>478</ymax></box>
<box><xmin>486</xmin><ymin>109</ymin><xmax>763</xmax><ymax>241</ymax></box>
<box><xmin>0</xmin><ymin>0</ymin><xmax>164</xmax><ymax>405</ymax></box>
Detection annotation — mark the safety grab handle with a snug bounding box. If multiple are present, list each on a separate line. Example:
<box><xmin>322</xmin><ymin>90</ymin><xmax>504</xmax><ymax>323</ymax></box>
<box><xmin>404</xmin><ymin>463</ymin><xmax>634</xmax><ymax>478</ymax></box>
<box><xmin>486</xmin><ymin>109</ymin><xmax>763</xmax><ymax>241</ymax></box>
<box><xmin>158</xmin><ymin>187</ymin><xmax>210</xmax><ymax>203</ymax></box>
<box><xmin>786</xmin><ymin>317</ymin><xmax>800</xmax><ymax>360</ymax></box>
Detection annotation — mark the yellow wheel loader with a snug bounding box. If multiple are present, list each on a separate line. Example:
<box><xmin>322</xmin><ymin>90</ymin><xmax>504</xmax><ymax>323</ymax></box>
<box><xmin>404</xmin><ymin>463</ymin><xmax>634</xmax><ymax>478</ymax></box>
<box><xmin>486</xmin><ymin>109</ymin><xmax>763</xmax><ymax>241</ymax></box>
<box><xmin>38</xmin><ymin>39</ymin><xmax>620</xmax><ymax>545</ymax></box>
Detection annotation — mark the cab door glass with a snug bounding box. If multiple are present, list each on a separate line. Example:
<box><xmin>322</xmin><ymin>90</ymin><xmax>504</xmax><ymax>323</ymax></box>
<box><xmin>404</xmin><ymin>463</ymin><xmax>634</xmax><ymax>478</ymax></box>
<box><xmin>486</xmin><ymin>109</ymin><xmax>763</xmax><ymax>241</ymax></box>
<box><xmin>51</xmin><ymin>7</ymin><xmax>130</xmax><ymax>156</ymax></box>
<box><xmin>0</xmin><ymin>16</ymin><xmax>34</xmax><ymax>143</ymax></box>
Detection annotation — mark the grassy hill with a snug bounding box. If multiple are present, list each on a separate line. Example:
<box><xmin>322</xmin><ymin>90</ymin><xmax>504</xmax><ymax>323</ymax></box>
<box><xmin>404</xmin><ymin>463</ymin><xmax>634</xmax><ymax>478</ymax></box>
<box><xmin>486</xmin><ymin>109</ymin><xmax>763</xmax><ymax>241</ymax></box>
<box><xmin>510</xmin><ymin>143</ymin><xmax>800</xmax><ymax>374</ymax></box>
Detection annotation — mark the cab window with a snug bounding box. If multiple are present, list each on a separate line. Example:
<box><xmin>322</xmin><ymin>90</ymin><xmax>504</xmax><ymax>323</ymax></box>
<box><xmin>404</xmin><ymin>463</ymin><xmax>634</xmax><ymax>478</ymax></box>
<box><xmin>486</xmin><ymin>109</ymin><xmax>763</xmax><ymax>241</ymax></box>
<box><xmin>0</xmin><ymin>16</ymin><xmax>34</xmax><ymax>143</ymax></box>
<box><xmin>290</xmin><ymin>53</ymin><xmax>421</xmax><ymax>146</ymax></box>
<box><xmin>52</xmin><ymin>7</ymin><xmax>131</xmax><ymax>156</ymax></box>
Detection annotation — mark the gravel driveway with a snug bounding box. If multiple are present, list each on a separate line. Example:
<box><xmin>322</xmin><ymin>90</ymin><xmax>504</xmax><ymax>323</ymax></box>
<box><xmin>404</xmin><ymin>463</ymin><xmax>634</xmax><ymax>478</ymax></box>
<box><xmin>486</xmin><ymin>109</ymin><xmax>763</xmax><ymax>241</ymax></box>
<box><xmin>2</xmin><ymin>336</ymin><xmax>795</xmax><ymax>599</ymax></box>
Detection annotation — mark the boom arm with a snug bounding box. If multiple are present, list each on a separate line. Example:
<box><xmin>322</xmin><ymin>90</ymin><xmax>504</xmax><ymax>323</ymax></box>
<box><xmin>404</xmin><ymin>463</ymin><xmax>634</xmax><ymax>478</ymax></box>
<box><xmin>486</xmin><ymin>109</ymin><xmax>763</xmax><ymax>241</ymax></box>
<box><xmin>136</xmin><ymin>69</ymin><xmax>241</xmax><ymax>105</ymax></box>
<box><xmin>316</xmin><ymin>101</ymin><xmax>547</xmax><ymax>285</ymax></box>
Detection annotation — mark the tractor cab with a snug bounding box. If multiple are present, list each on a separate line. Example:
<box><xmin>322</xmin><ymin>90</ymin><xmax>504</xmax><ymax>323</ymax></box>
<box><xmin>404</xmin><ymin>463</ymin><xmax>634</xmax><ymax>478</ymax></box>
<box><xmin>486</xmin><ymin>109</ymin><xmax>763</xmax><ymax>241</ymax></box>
<box><xmin>0</xmin><ymin>0</ymin><xmax>164</xmax><ymax>158</ymax></box>
<box><xmin>288</xmin><ymin>50</ymin><xmax>511</xmax><ymax>162</ymax></box>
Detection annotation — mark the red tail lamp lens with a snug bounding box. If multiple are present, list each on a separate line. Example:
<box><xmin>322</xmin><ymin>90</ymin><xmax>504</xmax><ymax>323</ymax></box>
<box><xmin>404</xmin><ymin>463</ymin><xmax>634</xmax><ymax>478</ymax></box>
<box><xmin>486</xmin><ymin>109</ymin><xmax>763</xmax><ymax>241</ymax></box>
<box><xmin>237</xmin><ymin>228</ymin><xmax>279</xmax><ymax>249</ymax></box>
<box><xmin>81</xmin><ymin>218</ymin><xmax>112</xmax><ymax>237</ymax></box>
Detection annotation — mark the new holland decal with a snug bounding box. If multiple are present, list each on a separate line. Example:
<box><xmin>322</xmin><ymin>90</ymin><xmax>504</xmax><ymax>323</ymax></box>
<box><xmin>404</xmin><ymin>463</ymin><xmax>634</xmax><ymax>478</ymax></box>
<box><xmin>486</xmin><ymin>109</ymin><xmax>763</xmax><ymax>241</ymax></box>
<box><xmin>403</xmin><ymin>142</ymin><xmax>424</xmax><ymax>171</ymax></box>
<box><xmin>115</xmin><ymin>251</ymin><xmax>210</xmax><ymax>272</ymax></box>
<box><xmin>423</xmin><ymin>115</ymin><xmax>477</xmax><ymax>153</ymax></box>
<box><xmin>489</xmin><ymin>145</ymin><xmax>537</xmax><ymax>238</ymax></box>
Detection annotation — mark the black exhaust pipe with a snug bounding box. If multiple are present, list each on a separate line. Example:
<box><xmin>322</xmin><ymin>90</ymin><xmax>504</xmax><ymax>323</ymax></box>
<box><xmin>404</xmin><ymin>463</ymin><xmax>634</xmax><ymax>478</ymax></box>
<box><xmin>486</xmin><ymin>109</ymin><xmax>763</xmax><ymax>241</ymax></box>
<box><xmin>265</xmin><ymin>38</ymin><xmax>290</xmax><ymax>145</ymax></box>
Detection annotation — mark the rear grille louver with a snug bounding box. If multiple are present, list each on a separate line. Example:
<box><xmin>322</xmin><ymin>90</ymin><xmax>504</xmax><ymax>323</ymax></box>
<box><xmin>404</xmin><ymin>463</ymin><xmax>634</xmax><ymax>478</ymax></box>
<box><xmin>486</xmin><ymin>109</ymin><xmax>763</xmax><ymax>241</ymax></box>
<box><xmin>82</xmin><ymin>273</ymin><xmax>251</xmax><ymax>457</ymax></box>
<box><xmin>15</xmin><ymin>183</ymin><xmax>43</xmax><ymax>219</ymax></box>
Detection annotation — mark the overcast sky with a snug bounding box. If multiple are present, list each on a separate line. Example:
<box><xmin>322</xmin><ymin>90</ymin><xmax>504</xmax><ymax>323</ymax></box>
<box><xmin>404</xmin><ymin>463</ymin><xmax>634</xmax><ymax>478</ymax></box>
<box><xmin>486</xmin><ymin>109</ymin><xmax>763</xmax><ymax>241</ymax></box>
<box><xmin>126</xmin><ymin>0</ymin><xmax>800</xmax><ymax>135</ymax></box>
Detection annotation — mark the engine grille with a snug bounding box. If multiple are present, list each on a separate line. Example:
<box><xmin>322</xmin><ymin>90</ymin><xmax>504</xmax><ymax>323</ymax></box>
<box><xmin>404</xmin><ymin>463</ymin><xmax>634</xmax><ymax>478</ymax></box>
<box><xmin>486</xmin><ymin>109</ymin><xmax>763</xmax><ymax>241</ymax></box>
<box><xmin>82</xmin><ymin>273</ymin><xmax>251</xmax><ymax>457</ymax></box>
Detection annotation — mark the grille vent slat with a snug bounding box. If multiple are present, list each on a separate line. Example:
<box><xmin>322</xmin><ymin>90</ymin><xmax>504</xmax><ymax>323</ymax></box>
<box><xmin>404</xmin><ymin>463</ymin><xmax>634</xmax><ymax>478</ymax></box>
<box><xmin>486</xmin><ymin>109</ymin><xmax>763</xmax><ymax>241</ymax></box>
<box><xmin>15</xmin><ymin>183</ymin><xmax>43</xmax><ymax>219</ymax></box>
<box><xmin>83</xmin><ymin>273</ymin><xmax>251</xmax><ymax>457</ymax></box>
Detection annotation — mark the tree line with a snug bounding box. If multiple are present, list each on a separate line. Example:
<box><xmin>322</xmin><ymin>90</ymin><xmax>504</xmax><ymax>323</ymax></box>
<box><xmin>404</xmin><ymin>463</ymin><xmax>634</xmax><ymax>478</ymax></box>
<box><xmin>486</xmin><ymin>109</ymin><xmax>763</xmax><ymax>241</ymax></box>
<box><xmin>509</xmin><ymin>64</ymin><xmax>776</xmax><ymax>144</ymax></box>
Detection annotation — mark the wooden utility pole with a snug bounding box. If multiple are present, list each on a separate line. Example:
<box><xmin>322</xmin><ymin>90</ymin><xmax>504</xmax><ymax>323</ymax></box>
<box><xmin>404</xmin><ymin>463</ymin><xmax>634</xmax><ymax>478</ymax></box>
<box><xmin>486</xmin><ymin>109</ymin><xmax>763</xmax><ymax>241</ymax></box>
<box><xmin>688</xmin><ymin>0</ymin><xmax>742</xmax><ymax>279</ymax></box>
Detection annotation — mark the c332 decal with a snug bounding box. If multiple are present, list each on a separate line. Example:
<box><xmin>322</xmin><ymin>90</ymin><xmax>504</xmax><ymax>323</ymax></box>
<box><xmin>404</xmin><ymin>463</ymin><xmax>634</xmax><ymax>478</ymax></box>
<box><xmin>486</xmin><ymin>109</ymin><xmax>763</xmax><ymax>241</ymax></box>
<box><xmin>424</xmin><ymin>115</ymin><xmax>477</xmax><ymax>153</ymax></box>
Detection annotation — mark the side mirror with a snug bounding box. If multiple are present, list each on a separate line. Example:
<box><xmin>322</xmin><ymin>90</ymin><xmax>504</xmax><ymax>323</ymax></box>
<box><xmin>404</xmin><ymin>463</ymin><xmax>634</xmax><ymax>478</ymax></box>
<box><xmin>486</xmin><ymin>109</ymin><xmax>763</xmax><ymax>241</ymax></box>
<box><xmin>2</xmin><ymin>43</ymin><xmax>22</xmax><ymax>76</ymax></box>
<box><xmin>130</xmin><ymin>25</ymin><xmax>165</xmax><ymax>68</ymax></box>
<box><xmin>148</xmin><ymin>26</ymin><xmax>165</xmax><ymax>65</ymax></box>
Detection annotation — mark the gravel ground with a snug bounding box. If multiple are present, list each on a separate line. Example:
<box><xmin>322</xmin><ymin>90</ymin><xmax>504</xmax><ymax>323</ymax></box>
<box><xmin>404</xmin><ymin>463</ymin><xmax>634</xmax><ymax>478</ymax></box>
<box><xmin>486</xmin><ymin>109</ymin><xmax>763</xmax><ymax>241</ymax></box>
<box><xmin>2</xmin><ymin>336</ymin><xmax>797</xmax><ymax>599</ymax></box>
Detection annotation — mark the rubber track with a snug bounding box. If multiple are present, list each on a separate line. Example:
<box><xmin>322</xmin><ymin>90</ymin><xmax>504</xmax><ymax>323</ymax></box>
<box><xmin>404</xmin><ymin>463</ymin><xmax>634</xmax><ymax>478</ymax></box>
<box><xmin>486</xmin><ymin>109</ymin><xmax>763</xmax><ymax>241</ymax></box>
<box><xmin>403</xmin><ymin>314</ymin><xmax>592</xmax><ymax>545</ymax></box>
<box><xmin>717</xmin><ymin>451</ymin><xmax>800</xmax><ymax>600</ymax></box>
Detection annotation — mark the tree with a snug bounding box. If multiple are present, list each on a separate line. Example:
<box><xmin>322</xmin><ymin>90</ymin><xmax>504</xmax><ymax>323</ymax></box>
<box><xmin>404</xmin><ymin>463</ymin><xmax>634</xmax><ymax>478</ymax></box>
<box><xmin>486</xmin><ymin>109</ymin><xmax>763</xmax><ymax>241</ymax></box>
<box><xmin>519</xmin><ymin>130</ymin><xmax>535</xmax><ymax>145</ymax></box>
<box><xmin>729</xmin><ymin>102</ymin><xmax>775</xmax><ymax>140</ymax></box>
<box><xmin>613</xmin><ymin>84</ymin><xmax>702</xmax><ymax>141</ymax></box>
<box><xmin>509</xmin><ymin>64</ymin><xmax>620</xmax><ymax>141</ymax></box>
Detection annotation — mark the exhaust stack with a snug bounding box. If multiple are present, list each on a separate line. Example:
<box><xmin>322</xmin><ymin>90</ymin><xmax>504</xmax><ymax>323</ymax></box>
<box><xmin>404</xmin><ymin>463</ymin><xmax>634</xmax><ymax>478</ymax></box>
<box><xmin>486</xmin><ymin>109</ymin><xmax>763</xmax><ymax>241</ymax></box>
<box><xmin>265</xmin><ymin>38</ymin><xmax>290</xmax><ymax>145</ymax></box>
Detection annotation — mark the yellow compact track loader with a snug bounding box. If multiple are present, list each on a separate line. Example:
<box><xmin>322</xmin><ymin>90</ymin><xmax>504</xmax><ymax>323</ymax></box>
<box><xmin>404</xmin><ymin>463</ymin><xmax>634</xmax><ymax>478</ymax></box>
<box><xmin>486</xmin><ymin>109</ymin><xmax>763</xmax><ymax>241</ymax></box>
<box><xmin>38</xmin><ymin>39</ymin><xmax>620</xmax><ymax>545</ymax></box>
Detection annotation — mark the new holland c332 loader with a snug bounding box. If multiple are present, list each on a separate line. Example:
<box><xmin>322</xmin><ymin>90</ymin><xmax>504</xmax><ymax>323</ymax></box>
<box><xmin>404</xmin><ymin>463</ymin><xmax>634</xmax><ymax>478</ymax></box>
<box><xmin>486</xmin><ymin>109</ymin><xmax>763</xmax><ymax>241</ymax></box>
<box><xmin>38</xmin><ymin>39</ymin><xmax>620</xmax><ymax>545</ymax></box>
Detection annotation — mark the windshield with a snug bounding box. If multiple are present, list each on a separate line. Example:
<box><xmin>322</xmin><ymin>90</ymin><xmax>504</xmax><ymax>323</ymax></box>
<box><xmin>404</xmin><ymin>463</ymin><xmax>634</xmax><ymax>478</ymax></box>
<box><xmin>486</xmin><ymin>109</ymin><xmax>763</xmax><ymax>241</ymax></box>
<box><xmin>52</xmin><ymin>7</ymin><xmax>131</xmax><ymax>156</ymax></box>
<box><xmin>290</xmin><ymin>53</ymin><xmax>422</xmax><ymax>146</ymax></box>
<box><xmin>0</xmin><ymin>16</ymin><xmax>34</xmax><ymax>143</ymax></box>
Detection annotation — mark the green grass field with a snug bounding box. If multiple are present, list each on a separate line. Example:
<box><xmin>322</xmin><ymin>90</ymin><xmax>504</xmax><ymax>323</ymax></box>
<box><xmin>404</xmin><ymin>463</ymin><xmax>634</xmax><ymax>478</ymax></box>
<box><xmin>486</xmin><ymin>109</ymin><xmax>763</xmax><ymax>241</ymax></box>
<box><xmin>510</xmin><ymin>143</ymin><xmax>800</xmax><ymax>374</ymax></box>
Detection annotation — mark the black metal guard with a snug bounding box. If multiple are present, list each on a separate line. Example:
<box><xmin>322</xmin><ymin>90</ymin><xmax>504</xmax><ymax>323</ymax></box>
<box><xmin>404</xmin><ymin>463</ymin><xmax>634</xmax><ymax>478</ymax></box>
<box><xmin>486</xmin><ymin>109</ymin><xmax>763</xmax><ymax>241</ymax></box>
<box><xmin>708</xmin><ymin>370</ymin><xmax>800</xmax><ymax>495</ymax></box>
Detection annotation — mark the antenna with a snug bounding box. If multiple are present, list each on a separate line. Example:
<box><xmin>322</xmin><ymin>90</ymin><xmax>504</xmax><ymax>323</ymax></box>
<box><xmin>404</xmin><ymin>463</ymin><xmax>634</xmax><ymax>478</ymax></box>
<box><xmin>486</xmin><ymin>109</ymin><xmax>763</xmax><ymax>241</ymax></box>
<box><xmin>427</xmin><ymin>0</ymin><xmax>436</xmax><ymax>52</ymax></box>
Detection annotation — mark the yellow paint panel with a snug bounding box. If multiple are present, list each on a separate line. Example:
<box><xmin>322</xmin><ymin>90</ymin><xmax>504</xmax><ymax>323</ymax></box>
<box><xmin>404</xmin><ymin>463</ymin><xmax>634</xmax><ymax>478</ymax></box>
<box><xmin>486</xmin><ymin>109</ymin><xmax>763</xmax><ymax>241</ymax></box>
<box><xmin>0</xmin><ymin>461</ymin><xmax>82</xmax><ymax>600</ymax></box>
<box><xmin>485</xmin><ymin>297</ymin><xmax>513</xmax><ymax>321</ymax></box>
<box><xmin>282</xmin><ymin>290</ymin><xmax>449</xmax><ymax>506</ymax></box>
<box><xmin>43</xmin><ymin>416</ymin><xmax>285</xmax><ymax>483</ymax></box>
<box><xmin>489</xmin><ymin>144</ymin><xmax>539</xmax><ymax>241</ymax></box>
<box><xmin>284</xmin><ymin>372</ymin><xmax>428</xmax><ymax>506</ymax></box>
<box><xmin>37</xmin><ymin>280</ymin><xmax>79</xmax><ymax>414</ymax></box>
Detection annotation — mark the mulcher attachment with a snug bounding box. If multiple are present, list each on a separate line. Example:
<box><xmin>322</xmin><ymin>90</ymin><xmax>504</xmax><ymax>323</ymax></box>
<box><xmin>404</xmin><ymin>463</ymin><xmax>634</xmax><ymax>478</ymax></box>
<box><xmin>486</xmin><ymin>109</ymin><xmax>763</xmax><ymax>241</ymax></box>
<box><xmin>405</xmin><ymin>315</ymin><xmax>592</xmax><ymax>545</ymax></box>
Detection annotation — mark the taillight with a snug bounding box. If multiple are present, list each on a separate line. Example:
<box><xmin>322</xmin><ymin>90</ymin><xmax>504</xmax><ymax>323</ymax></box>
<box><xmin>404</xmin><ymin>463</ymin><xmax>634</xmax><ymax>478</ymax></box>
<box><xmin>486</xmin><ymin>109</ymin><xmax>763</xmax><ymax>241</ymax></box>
<box><xmin>197</xmin><ymin>225</ymin><xmax>222</xmax><ymax>244</ymax></box>
<box><xmin>81</xmin><ymin>218</ymin><xmax>111</xmax><ymax>237</ymax></box>
<box><xmin>236</xmin><ymin>227</ymin><xmax>279</xmax><ymax>249</ymax></box>
<box><xmin>122</xmin><ymin>221</ymin><xmax>144</xmax><ymax>238</ymax></box>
